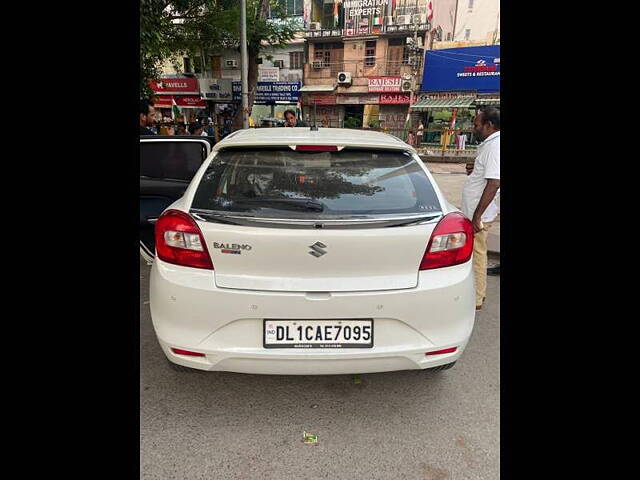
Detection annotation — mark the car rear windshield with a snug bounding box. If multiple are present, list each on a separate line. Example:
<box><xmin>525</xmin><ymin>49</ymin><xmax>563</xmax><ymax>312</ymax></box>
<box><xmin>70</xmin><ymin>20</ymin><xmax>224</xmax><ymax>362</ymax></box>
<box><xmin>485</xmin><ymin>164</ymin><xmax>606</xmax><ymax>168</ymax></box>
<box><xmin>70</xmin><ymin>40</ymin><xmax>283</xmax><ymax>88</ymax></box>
<box><xmin>190</xmin><ymin>147</ymin><xmax>441</xmax><ymax>219</ymax></box>
<box><xmin>140</xmin><ymin>142</ymin><xmax>207</xmax><ymax>182</ymax></box>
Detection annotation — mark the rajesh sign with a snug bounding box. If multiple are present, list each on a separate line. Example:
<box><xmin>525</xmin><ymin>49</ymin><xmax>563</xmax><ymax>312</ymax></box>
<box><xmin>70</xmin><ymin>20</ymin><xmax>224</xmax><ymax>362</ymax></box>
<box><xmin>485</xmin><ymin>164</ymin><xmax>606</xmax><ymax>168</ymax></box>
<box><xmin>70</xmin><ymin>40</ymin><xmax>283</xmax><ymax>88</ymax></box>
<box><xmin>368</xmin><ymin>76</ymin><xmax>401</xmax><ymax>92</ymax></box>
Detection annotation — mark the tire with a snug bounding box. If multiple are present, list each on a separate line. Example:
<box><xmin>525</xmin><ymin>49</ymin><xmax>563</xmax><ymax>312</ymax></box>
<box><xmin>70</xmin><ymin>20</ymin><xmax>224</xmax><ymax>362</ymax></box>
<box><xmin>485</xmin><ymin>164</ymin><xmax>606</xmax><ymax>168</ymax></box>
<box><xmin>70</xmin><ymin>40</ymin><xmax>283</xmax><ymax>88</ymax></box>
<box><xmin>428</xmin><ymin>361</ymin><xmax>456</xmax><ymax>372</ymax></box>
<box><xmin>166</xmin><ymin>358</ymin><xmax>201</xmax><ymax>373</ymax></box>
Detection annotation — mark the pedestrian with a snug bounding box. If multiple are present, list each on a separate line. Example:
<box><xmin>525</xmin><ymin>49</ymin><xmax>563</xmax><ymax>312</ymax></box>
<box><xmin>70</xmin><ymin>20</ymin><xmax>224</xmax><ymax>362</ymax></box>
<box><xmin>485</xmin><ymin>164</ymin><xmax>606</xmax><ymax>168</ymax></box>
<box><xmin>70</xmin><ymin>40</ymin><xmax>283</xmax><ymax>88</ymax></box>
<box><xmin>416</xmin><ymin>121</ymin><xmax>424</xmax><ymax>146</ymax></box>
<box><xmin>283</xmin><ymin>109</ymin><xmax>308</xmax><ymax>127</ymax></box>
<box><xmin>140</xmin><ymin>98</ymin><xmax>157</xmax><ymax>135</ymax></box>
<box><xmin>456</xmin><ymin>129</ymin><xmax>467</xmax><ymax>151</ymax></box>
<box><xmin>176</xmin><ymin>124</ymin><xmax>189</xmax><ymax>136</ymax></box>
<box><xmin>190</xmin><ymin>122</ymin><xmax>205</xmax><ymax>136</ymax></box>
<box><xmin>203</xmin><ymin>118</ymin><xmax>214</xmax><ymax>136</ymax></box>
<box><xmin>407</xmin><ymin>130</ymin><xmax>415</xmax><ymax>147</ymax></box>
<box><xmin>461</xmin><ymin>107</ymin><xmax>500</xmax><ymax>311</ymax></box>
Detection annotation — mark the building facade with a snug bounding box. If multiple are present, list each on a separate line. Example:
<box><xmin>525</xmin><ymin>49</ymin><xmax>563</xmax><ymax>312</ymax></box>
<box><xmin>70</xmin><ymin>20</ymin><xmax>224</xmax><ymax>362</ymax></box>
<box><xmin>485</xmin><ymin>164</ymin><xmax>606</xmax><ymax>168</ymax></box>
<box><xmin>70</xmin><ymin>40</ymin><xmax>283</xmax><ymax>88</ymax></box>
<box><xmin>300</xmin><ymin>0</ymin><xmax>456</xmax><ymax>133</ymax></box>
<box><xmin>452</xmin><ymin>0</ymin><xmax>500</xmax><ymax>43</ymax></box>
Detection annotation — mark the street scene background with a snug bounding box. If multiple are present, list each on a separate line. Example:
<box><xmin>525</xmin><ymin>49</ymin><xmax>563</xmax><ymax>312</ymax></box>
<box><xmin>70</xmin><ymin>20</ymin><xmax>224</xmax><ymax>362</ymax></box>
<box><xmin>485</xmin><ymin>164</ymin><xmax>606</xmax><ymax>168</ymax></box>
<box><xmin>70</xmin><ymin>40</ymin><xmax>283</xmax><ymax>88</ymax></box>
<box><xmin>140</xmin><ymin>1</ymin><xmax>500</xmax><ymax>477</ymax></box>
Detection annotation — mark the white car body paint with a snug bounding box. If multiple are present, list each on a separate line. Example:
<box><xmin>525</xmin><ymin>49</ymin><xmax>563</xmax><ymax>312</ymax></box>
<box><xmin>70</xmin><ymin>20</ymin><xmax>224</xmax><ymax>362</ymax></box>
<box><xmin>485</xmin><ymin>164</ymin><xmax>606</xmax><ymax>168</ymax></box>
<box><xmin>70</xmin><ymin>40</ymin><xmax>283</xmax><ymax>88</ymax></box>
<box><xmin>148</xmin><ymin>128</ymin><xmax>476</xmax><ymax>374</ymax></box>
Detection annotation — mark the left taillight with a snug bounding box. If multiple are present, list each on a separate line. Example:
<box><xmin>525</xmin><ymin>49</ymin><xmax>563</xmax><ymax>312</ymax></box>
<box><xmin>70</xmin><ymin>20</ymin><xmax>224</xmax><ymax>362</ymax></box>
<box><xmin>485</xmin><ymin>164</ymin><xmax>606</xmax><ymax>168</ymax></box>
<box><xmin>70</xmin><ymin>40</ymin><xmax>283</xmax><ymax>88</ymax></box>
<box><xmin>419</xmin><ymin>212</ymin><xmax>474</xmax><ymax>270</ymax></box>
<box><xmin>154</xmin><ymin>209</ymin><xmax>214</xmax><ymax>270</ymax></box>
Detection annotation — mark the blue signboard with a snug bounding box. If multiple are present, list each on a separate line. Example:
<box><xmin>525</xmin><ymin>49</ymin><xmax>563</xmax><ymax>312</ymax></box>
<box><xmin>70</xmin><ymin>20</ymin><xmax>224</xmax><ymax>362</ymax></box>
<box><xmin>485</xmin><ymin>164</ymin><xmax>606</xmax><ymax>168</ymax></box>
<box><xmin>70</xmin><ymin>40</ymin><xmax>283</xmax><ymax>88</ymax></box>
<box><xmin>421</xmin><ymin>46</ymin><xmax>500</xmax><ymax>93</ymax></box>
<box><xmin>232</xmin><ymin>81</ymin><xmax>301</xmax><ymax>104</ymax></box>
<box><xmin>254</xmin><ymin>82</ymin><xmax>301</xmax><ymax>104</ymax></box>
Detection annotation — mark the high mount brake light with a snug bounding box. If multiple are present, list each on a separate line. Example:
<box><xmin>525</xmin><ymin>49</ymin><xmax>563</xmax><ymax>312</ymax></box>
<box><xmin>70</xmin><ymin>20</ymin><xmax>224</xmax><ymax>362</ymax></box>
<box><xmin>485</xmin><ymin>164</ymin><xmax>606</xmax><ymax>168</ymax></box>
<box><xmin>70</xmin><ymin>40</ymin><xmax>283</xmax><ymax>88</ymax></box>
<box><xmin>419</xmin><ymin>212</ymin><xmax>474</xmax><ymax>270</ymax></box>
<box><xmin>155</xmin><ymin>210</ymin><xmax>214</xmax><ymax>270</ymax></box>
<box><xmin>294</xmin><ymin>145</ymin><xmax>339</xmax><ymax>152</ymax></box>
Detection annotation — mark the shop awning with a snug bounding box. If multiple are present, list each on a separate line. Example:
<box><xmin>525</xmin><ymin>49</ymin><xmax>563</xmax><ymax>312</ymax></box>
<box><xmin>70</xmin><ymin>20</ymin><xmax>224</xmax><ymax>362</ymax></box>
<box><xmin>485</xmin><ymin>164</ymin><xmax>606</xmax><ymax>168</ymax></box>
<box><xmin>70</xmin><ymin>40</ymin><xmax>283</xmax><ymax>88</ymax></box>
<box><xmin>411</xmin><ymin>96</ymin><xmax>476</xmax><ymax>110</ymax></box>
<box><xmin>152</xmin><ymin>96</ymin><xmax>174</xmax><ymax>108</ymax></box>
<box><xmin>299</xmin><ymin>85</ymin><xmax>336</xmax><ymax>93</ymax></box>
<box><xmin>474</xmin><ymin>97</ymin><xmax>501</xmax><ymax>106</ymax></box>
<box><xmin>149</xmin><ymin>77</ymin><xmax>200</xmax><ymax>95</ymax></box>
<box><xmin>151</xmin><ymin>95</ymin><xmax>207</xmax><ymax>109</ymax></box>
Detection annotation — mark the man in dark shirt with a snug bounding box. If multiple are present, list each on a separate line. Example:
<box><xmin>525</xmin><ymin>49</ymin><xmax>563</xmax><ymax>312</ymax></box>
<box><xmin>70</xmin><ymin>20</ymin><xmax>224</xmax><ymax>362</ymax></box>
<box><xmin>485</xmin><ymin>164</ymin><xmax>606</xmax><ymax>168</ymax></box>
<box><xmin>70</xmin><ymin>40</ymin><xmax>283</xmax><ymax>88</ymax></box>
<box><xmin>140</xmin><ymin>99</ymin><xmax>157</xmax><ymax>135</ymax></box>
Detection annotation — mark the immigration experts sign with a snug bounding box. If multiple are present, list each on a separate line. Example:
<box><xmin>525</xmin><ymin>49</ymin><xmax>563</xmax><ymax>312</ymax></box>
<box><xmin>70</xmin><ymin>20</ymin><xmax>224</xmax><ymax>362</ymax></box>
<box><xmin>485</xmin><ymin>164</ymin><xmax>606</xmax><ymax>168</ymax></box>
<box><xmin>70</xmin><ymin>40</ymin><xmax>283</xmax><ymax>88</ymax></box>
<box><xmin>343</xmin><ymin>0</ymin><xmax>390</xmax><ymax>17</ymax></box>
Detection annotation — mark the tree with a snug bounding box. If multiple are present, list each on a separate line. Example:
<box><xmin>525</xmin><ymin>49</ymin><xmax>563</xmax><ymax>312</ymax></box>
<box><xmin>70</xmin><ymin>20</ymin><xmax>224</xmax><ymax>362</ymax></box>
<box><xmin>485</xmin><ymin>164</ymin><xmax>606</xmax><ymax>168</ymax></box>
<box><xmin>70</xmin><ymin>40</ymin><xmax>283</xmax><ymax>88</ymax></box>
<box><xmin>140</xmin><ymin>0</ymin><xmax>175</xmax><ymax>98</ymax></box>
<box><xmin>140</xmin><ymin>0</ymin><xmax>299</xmax><ymax>127</ymax></box>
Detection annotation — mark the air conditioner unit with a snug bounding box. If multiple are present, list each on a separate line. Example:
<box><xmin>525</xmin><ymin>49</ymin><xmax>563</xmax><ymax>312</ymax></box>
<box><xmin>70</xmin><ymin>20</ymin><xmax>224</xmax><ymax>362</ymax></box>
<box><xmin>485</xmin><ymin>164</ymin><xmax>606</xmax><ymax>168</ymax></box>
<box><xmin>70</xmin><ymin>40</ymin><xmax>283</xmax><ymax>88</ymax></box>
<box><xmin>226</xmin><ymin>59</ymin><xmax>238</xmax><ymax>68</ymax></box>
<box><xmin>385</xmin><ymin>16</ymin><xmax>395</xmax><ymax>26</ymax></box>
<box><xmin>413</xmin><ymin>14</ymin><xmax>427</xmax><ymax>24</ymax></box>
<box><xmin>312</xmin><ymin>61</ymin><xmax>323</xmax><ymax>69</ymax></box>
<box><xmin>401</xmin><ymin>79</ymin><xmax>413</xmax><ymax>92</ymax></box>
<box><xmin>397</xmin><ymin>15</ymin><xmax>411</xmax><ymax>25</ymax></box>
<box><xmin>309</xmin><ymin>22</ymin><xmax>322</xmax><ymax>31</ymax></box>
<box><xmin>337</xmin><ymin>72</ymin><xmax>352</xmax><ymax>85</ymax></box>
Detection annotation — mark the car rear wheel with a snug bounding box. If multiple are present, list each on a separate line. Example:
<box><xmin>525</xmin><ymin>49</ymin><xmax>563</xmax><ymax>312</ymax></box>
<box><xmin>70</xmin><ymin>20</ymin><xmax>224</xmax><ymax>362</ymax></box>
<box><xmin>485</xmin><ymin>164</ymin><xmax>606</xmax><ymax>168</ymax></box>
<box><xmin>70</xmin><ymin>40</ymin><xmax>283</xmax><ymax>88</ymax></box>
<box><xmin>428</xmin><ymin>361</ymin><xmax>456</xmax><ymax>372</ymax></box>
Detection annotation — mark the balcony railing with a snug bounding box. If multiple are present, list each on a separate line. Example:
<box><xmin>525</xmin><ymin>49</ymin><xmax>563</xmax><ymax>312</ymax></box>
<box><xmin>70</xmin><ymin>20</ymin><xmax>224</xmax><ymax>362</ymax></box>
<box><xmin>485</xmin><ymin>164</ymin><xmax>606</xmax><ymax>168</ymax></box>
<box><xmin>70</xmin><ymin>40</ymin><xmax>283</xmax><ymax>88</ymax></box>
<box><xmin>305</xmin><ymin>61</ymin><xmax>416</xmax><ymax>79</ymax></box>
<box><xmin>305</xmin><ymin>23</ymin><xmax>429</xmax><ymax>38</ymax></box>
<box><xmin>305</xmin><ymin>28</ymin><xmax>343</xmax><ymax>39</ymax></box>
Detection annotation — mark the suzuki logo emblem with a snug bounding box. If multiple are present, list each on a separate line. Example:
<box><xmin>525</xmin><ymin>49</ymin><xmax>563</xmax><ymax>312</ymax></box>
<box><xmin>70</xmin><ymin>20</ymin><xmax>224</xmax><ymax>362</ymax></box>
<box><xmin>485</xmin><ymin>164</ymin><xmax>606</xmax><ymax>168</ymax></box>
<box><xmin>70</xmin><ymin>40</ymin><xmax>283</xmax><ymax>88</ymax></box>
<box><xmin>309</xmin><ymin>241</ymin><xmax>327</xmax><ymax>257</ymax></box>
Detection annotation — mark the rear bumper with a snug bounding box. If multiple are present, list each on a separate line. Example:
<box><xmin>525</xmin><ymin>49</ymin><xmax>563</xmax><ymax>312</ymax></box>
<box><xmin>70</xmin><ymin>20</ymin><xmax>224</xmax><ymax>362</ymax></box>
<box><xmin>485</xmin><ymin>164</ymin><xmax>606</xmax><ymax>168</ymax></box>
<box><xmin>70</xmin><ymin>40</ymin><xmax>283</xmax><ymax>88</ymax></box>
<box><xmin>149</xmin><ymin>259</ymin><xmax>476</xmax><ymax>374</ymax></box>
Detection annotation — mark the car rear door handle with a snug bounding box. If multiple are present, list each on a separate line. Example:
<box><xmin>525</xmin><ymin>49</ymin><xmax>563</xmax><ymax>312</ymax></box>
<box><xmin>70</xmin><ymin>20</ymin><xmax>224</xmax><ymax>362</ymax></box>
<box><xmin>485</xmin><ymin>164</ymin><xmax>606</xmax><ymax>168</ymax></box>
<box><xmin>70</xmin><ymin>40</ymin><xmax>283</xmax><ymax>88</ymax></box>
<box><xmin>147</xmin><ymin>218</ymin><xmax>158</xmax><ymax>225</ymax></box>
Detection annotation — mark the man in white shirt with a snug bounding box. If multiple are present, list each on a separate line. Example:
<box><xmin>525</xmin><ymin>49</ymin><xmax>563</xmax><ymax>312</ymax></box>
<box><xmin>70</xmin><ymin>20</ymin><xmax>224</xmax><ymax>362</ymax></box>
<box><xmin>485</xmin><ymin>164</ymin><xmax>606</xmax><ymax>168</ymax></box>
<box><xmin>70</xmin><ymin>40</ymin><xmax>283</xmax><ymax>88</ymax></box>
<box><xmin>461</xmin><ymin>107</ymin><xmax>500</xmax><ymax>310</ymax></box>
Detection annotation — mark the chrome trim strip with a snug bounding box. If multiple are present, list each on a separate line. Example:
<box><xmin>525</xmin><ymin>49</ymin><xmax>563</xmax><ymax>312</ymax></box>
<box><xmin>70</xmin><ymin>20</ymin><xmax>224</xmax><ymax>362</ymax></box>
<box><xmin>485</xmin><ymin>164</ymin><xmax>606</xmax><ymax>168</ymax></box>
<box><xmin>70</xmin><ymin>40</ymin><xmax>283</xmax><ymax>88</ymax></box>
<box><xmin>191</xmin><ymin>210</ymin><xmax>442</xmax><ymax>227</ymax></box>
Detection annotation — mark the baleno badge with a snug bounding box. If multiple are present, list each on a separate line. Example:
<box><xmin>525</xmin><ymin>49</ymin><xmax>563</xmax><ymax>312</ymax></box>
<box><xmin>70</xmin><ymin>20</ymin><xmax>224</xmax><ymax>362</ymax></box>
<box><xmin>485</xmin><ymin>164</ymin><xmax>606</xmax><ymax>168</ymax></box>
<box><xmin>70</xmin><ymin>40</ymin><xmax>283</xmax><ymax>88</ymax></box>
<box><xmin>213</xmin><ymin>242</ymin><xmax>252</xmax><ymax>255</ymax></box>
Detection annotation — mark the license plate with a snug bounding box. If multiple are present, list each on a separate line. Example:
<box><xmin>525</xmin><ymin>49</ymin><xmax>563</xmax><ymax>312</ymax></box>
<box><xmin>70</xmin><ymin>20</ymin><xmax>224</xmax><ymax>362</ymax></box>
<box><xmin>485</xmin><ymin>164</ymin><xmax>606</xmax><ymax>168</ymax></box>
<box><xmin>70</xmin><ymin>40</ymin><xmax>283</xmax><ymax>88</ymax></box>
<box><xmin>263</xmin><ymin>319</ymin><xmax>374</xmax><ymax>349</ymax></box>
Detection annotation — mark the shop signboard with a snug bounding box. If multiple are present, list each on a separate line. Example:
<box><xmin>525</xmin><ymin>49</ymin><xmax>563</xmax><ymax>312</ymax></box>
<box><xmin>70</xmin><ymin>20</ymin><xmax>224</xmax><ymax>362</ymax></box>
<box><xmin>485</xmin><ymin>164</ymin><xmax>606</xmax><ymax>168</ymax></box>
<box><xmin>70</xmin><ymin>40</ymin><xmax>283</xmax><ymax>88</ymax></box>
<box><xmin>337</xmin><ymin>94</ymin><xmax>379</xmax><ymax>104</ymax></box>
<box><xmin>341</xmin><ymin>0</ymin><xmax>428</xmax><ymax>36</ymax></box>
<box><xmin>149</xmin><ymin>77</ymin><xmax>200</xmax><ymax>95</ymax></box>
<box><xmin>368</xmin><ymin>76</ymin><xmax>401</xmax><ymax>92</ymax></box>
<box><xmin>379</xmin><ymin>93</ymin><xmax>410</xmax><ymax>104</ymax></box>
<box><xmin>200</xmin><ymin>78</ymin><xmax>234</xmax><ymax>102</ymax></box>
<box><xmin>152</xmin><ymin>95</ymin><xmax>207</xmax><ymax>108</ymax></box>
<box><xmin>233</xmin><ymin>81</ymin><xmax>242</xmax><ymax>102</ymax></box>
<box><xmin>174</xmin><ymin>96</ymin><xmax>207</xmax><ymax>108</ymax></box>
<box><xmin>343</xmin><ymin>0</ymin><xmax>390</xmax><ymax>36</ymax></box>
<box><xmin>421</xmin><ymin>45</ymin><xmax>500</xmax><ymax>93</ymax></box>
<box><xmin>258</xmin><ymin>67</ymin><xmax>280</xmax><ymax>82</ymax></box>
<box><xmin>304</xmin><ymin>94</ymin><xmax>336</xmax><ymax>105</ymax></box>
<box><xmin>152</xmin><ymin>96</ymin><xmax>174</xmax><ymax>108</ymax></box>
<box><xmin>254</xmin><ymin>82</ymin><xmax>301</xmax><ymax>104</ymax></box>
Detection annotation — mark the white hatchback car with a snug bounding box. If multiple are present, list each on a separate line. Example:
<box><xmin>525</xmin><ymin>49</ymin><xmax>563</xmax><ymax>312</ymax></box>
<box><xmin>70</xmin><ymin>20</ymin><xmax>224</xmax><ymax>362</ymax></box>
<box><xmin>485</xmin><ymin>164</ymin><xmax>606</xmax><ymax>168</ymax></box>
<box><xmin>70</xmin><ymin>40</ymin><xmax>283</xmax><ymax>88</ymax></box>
<box><xmin>148</xmin><ymin>127</ymin><xmax>475</xmax><ymax>374</ymax></box>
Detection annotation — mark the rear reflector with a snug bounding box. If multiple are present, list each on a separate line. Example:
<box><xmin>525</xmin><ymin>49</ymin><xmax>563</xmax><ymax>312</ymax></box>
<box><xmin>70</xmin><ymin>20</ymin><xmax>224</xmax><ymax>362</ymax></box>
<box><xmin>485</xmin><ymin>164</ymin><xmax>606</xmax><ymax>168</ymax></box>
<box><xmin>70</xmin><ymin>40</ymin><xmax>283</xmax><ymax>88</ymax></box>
<box><xmin>295</xmin><ymin>145</ymin><xmax>338</xmax><ymax>152</ymax></box>
<box><xmin>425</xmin><ymin>347</ymin><xmax>458</xmax><ymax>356</ymax></box>
<box><xmin>171</xmin><ymin>348</ymin><xmax>206</xmax><ymax>357</ymax></box>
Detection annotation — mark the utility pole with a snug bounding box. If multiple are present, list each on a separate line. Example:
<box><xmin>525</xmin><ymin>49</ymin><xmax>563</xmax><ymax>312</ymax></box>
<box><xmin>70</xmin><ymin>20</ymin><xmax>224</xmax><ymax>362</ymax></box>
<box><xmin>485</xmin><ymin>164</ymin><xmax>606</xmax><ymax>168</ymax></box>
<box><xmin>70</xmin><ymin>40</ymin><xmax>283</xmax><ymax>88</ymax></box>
<box><xmin>240</xmin><ymin>0</ymin><xmax>249</xmax><ymax>129</ymax></box>
<box><xmin>452</xmin><ymin>0</ymin><xmax>459</xmax><ymax>41</ymax></box>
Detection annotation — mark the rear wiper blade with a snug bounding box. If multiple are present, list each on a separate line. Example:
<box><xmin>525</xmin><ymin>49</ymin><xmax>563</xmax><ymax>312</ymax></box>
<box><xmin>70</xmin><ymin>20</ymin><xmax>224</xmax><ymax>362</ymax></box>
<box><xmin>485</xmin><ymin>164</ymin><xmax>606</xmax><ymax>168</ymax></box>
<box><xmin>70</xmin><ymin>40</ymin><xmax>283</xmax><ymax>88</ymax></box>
<box><xmin>232</xmin><ymin>198</ymin><xmax>324</xmax><ymax>212</ymax></box>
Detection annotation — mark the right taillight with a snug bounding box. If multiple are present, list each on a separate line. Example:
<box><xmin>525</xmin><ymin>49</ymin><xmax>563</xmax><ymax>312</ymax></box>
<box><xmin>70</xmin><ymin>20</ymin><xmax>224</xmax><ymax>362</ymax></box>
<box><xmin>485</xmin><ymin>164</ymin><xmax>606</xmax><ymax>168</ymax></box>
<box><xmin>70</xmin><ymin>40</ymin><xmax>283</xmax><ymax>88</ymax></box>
<box><xmin>420</xmin><ymin>212</ymin><xmax>474</xmax><ymax>270</ymax></box>
<box><xmin>155</xmin><ymin>210</ymin><xmax>214</xmax><ymax>270</ymax></box>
